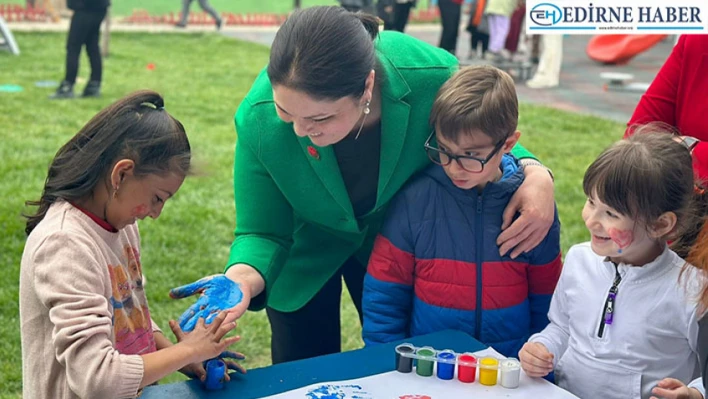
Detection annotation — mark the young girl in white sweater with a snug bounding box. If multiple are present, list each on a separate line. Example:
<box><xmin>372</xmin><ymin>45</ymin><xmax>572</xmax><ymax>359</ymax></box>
<box><xmin>20</xmin><ymin>91</ymin><xmax>244</xmax><ymax>399</ymax></box>
<box><xmin>519</xmin><ymin>131</ymin><xmax>705</xmax><ymax>399</ymax></box>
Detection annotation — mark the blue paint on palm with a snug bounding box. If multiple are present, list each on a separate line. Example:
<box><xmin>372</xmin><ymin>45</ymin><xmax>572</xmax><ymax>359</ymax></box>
<box><xmin>170</xmin><ymin>275</ymin><xmax>243</xmax><ymax>332</ymax></box>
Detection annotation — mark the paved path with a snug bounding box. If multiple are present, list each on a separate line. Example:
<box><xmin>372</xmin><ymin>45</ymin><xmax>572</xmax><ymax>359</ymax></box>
<box><xmin>9</xmin><ymin>21</ymin><xmax>673</xmax><ymax>122</ymax></box>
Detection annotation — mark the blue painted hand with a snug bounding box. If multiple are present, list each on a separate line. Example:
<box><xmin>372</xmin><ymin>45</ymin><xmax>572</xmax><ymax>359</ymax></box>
<box><xmin>170</xmin><ymin>275</ymin><xmax>244</xmax><ymax>332</ymax></box>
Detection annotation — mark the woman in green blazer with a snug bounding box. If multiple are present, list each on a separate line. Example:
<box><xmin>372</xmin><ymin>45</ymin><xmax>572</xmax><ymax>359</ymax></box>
<box><xmin>173</xmin><ymin>6</ymin><xmax>556</xmax><ymax>364</ymax></box>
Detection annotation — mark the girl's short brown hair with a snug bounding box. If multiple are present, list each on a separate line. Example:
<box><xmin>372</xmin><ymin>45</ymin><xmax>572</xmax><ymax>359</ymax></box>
<box><xmin>583</xmin><ymin>127</ymin><xmax>694</xmax><ymax>240</ymax></box>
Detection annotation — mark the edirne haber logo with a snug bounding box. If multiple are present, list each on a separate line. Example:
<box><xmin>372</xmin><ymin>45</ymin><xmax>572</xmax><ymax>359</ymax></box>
<box><xmin>526</xmin><ymin>0</ymin><xmax>707</xmax><ymax>34</ymax></box>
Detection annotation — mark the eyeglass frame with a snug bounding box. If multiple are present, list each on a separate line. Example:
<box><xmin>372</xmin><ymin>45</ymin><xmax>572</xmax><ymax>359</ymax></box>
<box><xmin>423</xmin><ymin>130</ymin><xmax>507</xmax><ymax>173</ymax></box>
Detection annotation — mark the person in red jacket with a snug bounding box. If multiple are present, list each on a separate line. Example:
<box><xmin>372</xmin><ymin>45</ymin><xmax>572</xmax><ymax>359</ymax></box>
<box><xmin>625</xmin><ymin>35</ymin><xmax>708</xmax><ymax>183</ymax></box>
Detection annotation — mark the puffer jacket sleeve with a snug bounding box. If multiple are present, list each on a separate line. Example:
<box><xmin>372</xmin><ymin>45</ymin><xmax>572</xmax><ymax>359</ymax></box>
<box><xmin>362</xmin><ymin>192</ymin><xmax>416</xmax><ymax>345</ymax></box>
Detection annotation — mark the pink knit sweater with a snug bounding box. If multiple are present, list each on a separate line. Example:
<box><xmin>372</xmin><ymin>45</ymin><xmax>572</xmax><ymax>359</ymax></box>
<box><xmin>20</xmin><ymin>201</ymin><xmax>161</xmax><ymax>399</ymax></box>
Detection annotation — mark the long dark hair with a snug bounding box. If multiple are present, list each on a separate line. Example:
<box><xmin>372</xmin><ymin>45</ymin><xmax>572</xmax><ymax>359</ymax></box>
<box><xmin>583</xmin><ymin>128</ymin><xmax>695</xmax><ymax>242</ymax></box>
<box><xmin>267</xmin><ymin>6</ymin><xmax>380</xmax><ymax>100</ymax></box>
<box><xmin>24</xmin><ymin>90</ymin><xmax>191</xmax><ymax>235</ymax></box>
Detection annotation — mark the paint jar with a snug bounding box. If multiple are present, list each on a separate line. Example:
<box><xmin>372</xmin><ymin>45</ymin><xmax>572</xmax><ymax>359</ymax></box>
<box><xmin>436</xmin><ymin>350</ymin><xmax>456</xmax><ymax>380</ymax></box>
<box><xmin>500</xmin><ymin>358</ymin><xmax>521</xmax><ymax>389</ymax></box>
<box><xmin>415</xmin><ymin>347</ymin><xmax>436</xmax><ymax>377</ymax></box>
<box><xmin>395</xmin><ymin>343</ymin><xmax>416</xmax><ymax>373</ymax></box>
<box><xmin>457</xmin><ymin>353</ymin><xmax>477</xmax><ymax>383</ymax></box>
<box><xmin>204</xmin><ymin>359</ymin><xmax>225</xmax><ymax>390</ymax></box>
<box><xmin>479</xmin><ymin>357</ymin><xmax>499</xmax><ymax>386</ymax></box>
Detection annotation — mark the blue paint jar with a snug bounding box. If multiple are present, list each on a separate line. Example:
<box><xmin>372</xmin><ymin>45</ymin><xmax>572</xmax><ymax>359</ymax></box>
<box><xmin>204</xmin><ymin>359</ymin><xmax>226</xmax><ymax>390</ymax></box>
<box><xmin>436</xmin><ymin>350</ymin><xmax>456</xmax><ymax>380</ymax></box>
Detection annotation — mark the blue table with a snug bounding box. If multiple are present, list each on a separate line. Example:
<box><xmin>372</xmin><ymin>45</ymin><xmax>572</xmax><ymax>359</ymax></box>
<box><xmin>142</xmin><ymin>330</ymin><xmax>486</xmax><ymax>399</ymax></box>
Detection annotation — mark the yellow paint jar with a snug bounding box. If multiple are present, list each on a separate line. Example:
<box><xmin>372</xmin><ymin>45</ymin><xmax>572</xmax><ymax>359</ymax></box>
<box><xmin>479</xmin><ymin>357</ymin><xmax>499</xmax><ymax>386</ymax></box>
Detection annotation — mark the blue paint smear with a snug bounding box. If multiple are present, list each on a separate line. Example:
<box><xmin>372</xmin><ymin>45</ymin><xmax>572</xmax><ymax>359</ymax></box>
<box><xmin>306</xmin><ymin>384</ymin><xmax>372</xmax><ymax>399</ymax></box>
<box><xmin>170</xmin><ymin>275</ymin><xmax>243</xmax><ymax>332</ymax></box>
<box><xmin>307</xmin><ymin>385</ymin><xmax>373</xmax><ymax>399</ymax></box>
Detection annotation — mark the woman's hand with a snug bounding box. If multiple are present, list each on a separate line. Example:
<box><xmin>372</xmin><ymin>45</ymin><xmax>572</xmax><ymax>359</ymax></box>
<box><xmin>497</xmin><ymin>163</ymin><xmax>555</xmax><ymax>258</ymax></box>
<box><xmin>170</xmin><ymin>274</ymin><xmax>251</xmax><ymax>331</ymax></box>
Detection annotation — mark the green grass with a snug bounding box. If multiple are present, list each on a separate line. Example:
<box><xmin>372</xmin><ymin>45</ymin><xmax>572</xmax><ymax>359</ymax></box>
<box><xmin>0</xmin><ymin>31</ymin><xmax>622</xmax><ymax>398</ymax></box>
<box><xmin>2</xmin><ymin>0</ymin><xmax>337</xmax><ymax>17</ymax></box>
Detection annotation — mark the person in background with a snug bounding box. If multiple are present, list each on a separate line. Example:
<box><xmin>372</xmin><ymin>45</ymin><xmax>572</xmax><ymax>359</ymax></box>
<box><xmin>381</xmin><ymin>0</ymin><xmax>416</xmax><ymax>33</ymax></box>
<box><xmin>465</xmin><ymin>0</ymin><xmax>489</xmax><ymax>59</ymax></box>
<box><xmin>625</xmin><ymin>35</ymin><xmax>708</xmax><ymax>183</ymax></box>
<box><xmin>526</xmin><ymin>35</ymin><xmax>563</xmax><ymax>89</ymax></box>
<box><xmin>50</xmin><ymin>0</ymin><xmax>109</xmax><ymax>99</ymax></box>
<box><xmin>483</xmin><ymin>0</ymin><xmax>517</xmax><ymax>62</ymax></box>
<box><xmin>339</xmin><ymin>0</ymin><xmax>375</xmax><ymax>13</ymax></box>
<box><xmin>437</xmin><ymin>0</ymin><xmax>463</xmax><ymax>55</ymax></box>
<box><xmin>175</xmin><ymin>0</ymin><xmax>222</xmax><ymax>30</ymax></box>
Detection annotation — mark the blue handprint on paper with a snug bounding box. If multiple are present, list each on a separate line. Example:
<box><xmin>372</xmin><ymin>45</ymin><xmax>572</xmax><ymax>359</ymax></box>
<box><xmin>170</xmin><ymin>275</ymin><xmax>243</xmax><ymax>332</ymax></box>
<box><xmin>306</xmin><ymin>384</ymin><xmax>373</xmax><ymax>399</ymax></box>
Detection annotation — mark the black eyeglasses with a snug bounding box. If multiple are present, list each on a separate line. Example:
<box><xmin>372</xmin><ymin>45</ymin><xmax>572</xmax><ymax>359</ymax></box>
<box><xmin>424</xmin><ymin>131</ymin><xmax>506</xmax><ymax>173</ymax></box>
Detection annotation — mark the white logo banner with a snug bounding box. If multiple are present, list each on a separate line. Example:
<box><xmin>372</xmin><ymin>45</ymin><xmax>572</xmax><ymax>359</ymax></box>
<box><xmin>525</xmin><ymin>0</ymin><xmax>707</xmax><ymax>34</ymax></box>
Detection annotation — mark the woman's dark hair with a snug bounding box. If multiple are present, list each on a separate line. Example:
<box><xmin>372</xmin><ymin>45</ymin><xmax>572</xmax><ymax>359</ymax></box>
<box><xmin>25</xmin><ymin>90</ymin><xmax>191</xmax><ymax>235</ymax></box>
<box><xmin>583</xmin><ymin>127</ymin><xmax>695</xmax><ymax>242</ymax></box>
<box><xmin>267</xmin><ymin>6</ymin><xmax>380</xmax><ymax>100</ymax></box>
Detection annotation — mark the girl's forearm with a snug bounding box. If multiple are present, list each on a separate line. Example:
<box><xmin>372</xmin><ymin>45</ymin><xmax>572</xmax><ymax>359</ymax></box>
<box><xmin>139</xmin><ymin>343</ymin><xmax>195</xmax><ymax>388</ymax></box>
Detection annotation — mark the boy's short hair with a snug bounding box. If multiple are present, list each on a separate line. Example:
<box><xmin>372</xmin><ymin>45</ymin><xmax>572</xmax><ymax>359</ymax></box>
<box><xmin>429</xmin><ymin>65</ymin><xmax>519</xmax><ymax>144</ymax></box>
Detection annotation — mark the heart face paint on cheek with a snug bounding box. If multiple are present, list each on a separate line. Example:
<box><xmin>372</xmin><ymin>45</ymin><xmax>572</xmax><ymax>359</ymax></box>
<box><xmin>131</xmin><ymin>204</ymin><xmax>148</xmax><ymax>217</ymax></box>
<box><xmin>608</xmin><ymin>228</ymin><xmax>633</xmax><ymax>253</ymax></box>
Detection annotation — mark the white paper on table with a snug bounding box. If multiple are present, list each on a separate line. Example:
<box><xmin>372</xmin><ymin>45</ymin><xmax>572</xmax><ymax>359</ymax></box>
<box><xmin>262</xmin><ymin>347</ymin><xmax>579</xmax><ymax>399</ymax></box>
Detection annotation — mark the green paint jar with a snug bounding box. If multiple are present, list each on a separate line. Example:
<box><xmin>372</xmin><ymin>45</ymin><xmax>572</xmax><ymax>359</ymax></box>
<box><xmin>415</xmin><ymin>347</ymin><xmax>436</xmax><ymax>377</ymax></box>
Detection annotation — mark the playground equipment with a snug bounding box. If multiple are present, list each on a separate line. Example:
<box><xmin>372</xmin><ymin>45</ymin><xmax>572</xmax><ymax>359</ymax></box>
<box><xmin>601</xmin><ymin>72</ymin><xmax>651</xmax><ymax>93</ymax></box>
<box><xmin>587</xmin><ymin>35</ymin><xmax>667</xmax><ymax>65</ymax></box>
<box><xmin>0</xmin><ymin>16</ymin><xmax>19</xmax><ymax>55</ymax></box>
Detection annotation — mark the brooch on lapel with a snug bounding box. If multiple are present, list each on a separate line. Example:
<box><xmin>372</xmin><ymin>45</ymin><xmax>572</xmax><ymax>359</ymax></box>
<box><xmin>307</xmin><ymin>146</ymin><xmax>320</xmax><ymax>161</ymax></box>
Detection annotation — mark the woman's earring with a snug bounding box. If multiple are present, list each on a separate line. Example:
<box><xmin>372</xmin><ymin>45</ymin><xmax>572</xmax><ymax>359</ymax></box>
<box><xmin>354</xmin><ymin>99</ymin><xmax>372</xmax><ymax>140</ymax></box>
<box><xmin>113</xmin><ymin>185</ymin><xmax>119</xmax><ymax>198</ymax></box>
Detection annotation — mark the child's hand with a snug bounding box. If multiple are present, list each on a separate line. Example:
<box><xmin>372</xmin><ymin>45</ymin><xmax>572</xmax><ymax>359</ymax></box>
<box><xmin>169</xmin><ymin>311</ymin><xmax>241</xmax><ymax>364</ymax></box>
<box><xmin>651</xmin><ymin>378</ymin><xmax>704</xmax><ymax>399</ymax></box>
<box><xmin>519</xmin><ymin>342</ymin><xmax>554</xmax><ymax>377</ymax></box>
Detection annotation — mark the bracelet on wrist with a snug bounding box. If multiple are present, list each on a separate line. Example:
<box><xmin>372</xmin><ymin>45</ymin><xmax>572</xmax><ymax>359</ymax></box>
<box><xmin>520</xmin><ymin>159</ymin><xmax>555</xmax><ymax>182</ymax></box>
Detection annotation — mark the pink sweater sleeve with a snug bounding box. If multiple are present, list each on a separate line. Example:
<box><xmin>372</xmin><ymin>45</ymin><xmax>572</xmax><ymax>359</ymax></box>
<box><xmin>32</xmin><ymin>232</ymin><xmax>144</xmax><ymax>398</ymax></box>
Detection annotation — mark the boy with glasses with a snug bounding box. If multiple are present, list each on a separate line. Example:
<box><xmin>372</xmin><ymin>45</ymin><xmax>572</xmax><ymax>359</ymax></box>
<box><xmin>362</xmin><ymin>65</ymin><xmax>562</xmax><ymax>358</ymax></box>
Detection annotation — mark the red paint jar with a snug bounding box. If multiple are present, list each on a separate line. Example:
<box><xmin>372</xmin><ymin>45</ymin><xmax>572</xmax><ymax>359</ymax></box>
<box><xmin>458</xmin><ymin>353</ymin><xmax>477</xmax><ymax>383</ymax></box>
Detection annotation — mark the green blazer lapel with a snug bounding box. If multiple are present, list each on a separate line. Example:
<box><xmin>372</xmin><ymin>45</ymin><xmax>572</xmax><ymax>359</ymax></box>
<box><xmin>297</xmin><ymin>137</ymin><xmax>354</xmax><ymax>216</ymax></box>
<box><xmin>376</xmin><ymin>52</ymin><xmax>412</xmax><ymax>207</ymax></box>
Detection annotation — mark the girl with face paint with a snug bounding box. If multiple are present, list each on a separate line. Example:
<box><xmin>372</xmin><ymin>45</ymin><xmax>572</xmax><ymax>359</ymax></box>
<box><xmin>519</xmin><ymin>129</ymin><xmax>707</xmax><ymax>399</ymax></box>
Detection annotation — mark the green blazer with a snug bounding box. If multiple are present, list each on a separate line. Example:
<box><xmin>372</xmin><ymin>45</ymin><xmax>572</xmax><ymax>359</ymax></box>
<box><xmin>228</xmin><ymin>31</ymin><xmax>535</xmax><ymax>312</ymax></box>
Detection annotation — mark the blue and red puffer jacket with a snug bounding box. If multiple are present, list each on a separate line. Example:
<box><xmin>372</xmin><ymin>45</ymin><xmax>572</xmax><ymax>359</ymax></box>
<box><xmin>362</xmin><ymin>155</ymin><xmax>562</xmax><ymax>357</ymax></box>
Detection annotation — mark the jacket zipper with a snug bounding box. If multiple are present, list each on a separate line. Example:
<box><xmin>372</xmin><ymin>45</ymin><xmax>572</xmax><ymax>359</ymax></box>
<box><xmin>597</xmin><ymin>264</ymin><xmax>622</xmax><ymax>338</ymax></box>
<box><xmin>474</xmin><ymin>191</ymin><xmax>484</xmax><ymax>340</ymax></box>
